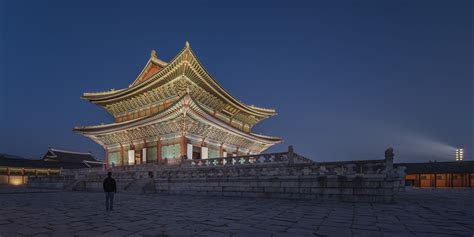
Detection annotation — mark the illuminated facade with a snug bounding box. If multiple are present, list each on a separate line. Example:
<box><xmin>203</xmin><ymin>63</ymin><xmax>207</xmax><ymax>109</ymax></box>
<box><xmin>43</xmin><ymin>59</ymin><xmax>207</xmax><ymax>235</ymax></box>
<box><xmin>397</xmin><ymin>161</ymin><xmax>474</xmax><ymax>188</ymax></box>
<box><xmin>0</xmin><ymin>148</ymin><xmax>101</xmax><ymax>185</ymax></box>
<box><xmin>74</xmin><ymin>42</ymin><xmax>282</xmax><ymax>167</ymax></box>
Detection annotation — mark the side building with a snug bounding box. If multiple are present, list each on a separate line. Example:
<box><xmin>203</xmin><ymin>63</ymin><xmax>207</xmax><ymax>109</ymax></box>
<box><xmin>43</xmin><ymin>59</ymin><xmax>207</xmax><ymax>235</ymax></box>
<box><xmin>0</xmin><ymin>148</ymin><xmax>102</xmax><ymax>185</ymax></box>
<box><xmin>396</xmin><ymin>161</ymin><xmax>474</xmax><ymax>188</ymax></box>
<box><xmin>74</xmin><ymin>42</ymin><xmax>282</xmax><ymax>167</ymax></box>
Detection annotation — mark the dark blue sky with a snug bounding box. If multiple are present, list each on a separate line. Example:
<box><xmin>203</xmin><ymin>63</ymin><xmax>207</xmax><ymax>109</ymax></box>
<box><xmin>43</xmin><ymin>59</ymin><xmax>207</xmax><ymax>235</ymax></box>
<box><xmin>1</xmin><ymin>1</ymin><xmax>472</xmax><ymax>162</ymax></box>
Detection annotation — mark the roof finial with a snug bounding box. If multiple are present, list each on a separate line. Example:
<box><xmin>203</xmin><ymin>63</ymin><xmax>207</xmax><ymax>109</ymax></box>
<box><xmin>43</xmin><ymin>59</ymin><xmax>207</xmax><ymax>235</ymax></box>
<box><xmin>185</xmin><ymin>41</ymin><xmax>190</xmax><ymax>48</ymax></box>
<box><xmin>150</xmin><ymin>49</ymin><xmax>157</xmax><ymax>58</ymax></box>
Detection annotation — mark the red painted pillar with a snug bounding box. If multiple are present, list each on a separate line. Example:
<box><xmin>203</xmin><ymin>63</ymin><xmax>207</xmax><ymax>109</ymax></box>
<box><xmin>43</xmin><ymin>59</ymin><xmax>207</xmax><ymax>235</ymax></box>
<box><xmin>120</xmin><ymin>144</ymin><xmax>124</xmax><ymax>166</ymax></box>
<box><xmin>219</xmin><ymin>143</ymin><xmax>224</xmax><ymax>157</ymax></box>
<box><xmin>470</xmin><ymin>173</ymin><xmax>472</xmax><ymax>187</ymax></box>
<box><xmin>180</xmin><ymin>136</ymin><xmax>187</xmax><ymax>157</ymax></box>
<box><xmin>450</xmin><ymin>173</ymin><xmax>453</xmax><ymax>188</ymax></box>
<box><xmin>104</xmin><ymin>147</ymin><xmax>109</xmax><ymax>169</ymax></box>
<box><xmin>156</xmin><ymin>139</ymin><xmax>162</xmax><ymax>163</ymax></box>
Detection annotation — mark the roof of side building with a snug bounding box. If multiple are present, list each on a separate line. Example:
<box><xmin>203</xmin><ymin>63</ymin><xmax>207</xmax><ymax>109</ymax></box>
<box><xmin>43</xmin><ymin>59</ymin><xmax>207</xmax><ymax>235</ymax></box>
<box><xmin>395</xmin><ymin>161</ymin><xmax>474</xmax><ymax>174</ymax></box>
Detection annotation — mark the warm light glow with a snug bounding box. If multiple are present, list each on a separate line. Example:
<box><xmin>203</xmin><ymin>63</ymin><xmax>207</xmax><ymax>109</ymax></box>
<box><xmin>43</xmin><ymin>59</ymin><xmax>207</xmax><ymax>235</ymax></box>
<box><xmin>9</xmin><ymin>176</ymin><xmax>24</xmax><ymax>186</ymax></box>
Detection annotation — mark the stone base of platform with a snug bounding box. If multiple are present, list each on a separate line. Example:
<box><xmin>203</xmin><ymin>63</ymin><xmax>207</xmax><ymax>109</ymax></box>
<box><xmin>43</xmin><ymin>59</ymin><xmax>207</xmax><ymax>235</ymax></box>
<box><xmin>28</xmin><ymin>161</ymin><xmax>405</xmax><ymax>203</ymax></box>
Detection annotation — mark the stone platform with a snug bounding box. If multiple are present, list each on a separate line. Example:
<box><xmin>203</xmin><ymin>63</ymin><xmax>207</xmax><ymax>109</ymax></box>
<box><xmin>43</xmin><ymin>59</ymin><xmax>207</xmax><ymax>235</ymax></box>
<box><xmin>0</xmin><ymin>187</ymin><xmax>473</xmax><ymax>236</ymax></box>
<box><xmin>28</xmin><ymin>149</ymin><xmax>406</xmax><ymax>203</ymax></box>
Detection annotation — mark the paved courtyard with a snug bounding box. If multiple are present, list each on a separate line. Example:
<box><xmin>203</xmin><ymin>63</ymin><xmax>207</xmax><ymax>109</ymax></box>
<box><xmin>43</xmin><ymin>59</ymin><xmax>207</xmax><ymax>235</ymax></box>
<box><xmin>0</xmin><ymin>187</ymin><xmax>473</xmax><ymax>237</ymax></box>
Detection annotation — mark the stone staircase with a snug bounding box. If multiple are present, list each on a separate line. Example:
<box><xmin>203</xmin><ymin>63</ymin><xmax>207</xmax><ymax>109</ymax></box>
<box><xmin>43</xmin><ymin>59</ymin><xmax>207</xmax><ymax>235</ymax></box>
<box><xmin>124</xmin><ymin>177</ymin><xmax>156</xmax><ymax>194</ymax></box>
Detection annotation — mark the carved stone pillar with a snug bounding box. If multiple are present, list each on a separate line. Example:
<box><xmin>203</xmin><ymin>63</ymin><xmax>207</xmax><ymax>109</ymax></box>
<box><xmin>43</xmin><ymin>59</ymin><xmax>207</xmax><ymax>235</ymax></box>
<box><xmin>288</xmin><ymin>145</ymin><xmax>294</xmax><ymax>164</ymax></box>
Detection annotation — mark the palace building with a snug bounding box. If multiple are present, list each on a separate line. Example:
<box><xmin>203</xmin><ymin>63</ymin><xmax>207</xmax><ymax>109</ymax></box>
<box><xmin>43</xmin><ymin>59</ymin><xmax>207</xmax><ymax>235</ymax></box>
<box><xmin>74</xmin><ymin>42</ymin><xmax>282</xmax><ymax>167</ymax></box>
<box><xmin>0</xmin><ymin>148</ymin><xmax>101</xmax><ymax>185</ymax></box>
<box><xmin>397</xmin><ymin>161</ymin><xmax>474</xmax><ymax>188</ymax></box>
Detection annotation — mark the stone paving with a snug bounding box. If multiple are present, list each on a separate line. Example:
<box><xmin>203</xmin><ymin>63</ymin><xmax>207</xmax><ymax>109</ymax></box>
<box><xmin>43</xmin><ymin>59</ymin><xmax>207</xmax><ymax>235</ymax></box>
<box><xmin>0</xmin><ymin>187</ymin><xmax>473</xmax><ymax>237</ymax></box>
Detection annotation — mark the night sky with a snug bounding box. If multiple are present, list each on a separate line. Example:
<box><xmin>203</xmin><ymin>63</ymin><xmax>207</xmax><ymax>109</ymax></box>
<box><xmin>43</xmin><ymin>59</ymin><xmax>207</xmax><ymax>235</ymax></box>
<box><xmin>1</xmin><ymin>1</ymin><xmax>472</xmax><ymax>162</ymax></box>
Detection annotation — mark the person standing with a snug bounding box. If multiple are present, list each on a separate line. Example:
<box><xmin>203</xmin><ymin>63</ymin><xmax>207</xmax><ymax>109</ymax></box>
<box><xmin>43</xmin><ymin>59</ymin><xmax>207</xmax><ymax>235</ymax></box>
<box><xmin>103</xmin><ymin>172</ymin><xmax>117</xmax><ymax>211</ymax></box>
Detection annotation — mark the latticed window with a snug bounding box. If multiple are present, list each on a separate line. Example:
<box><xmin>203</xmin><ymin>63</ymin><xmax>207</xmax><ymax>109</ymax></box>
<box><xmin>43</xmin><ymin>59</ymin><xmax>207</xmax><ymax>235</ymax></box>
<box><xmin>108</xmin><ymin>152</ymin><xmax>120</xmax><ymax>166</ymax></box>
<box><xmin>147</xmin><ymin>147</ymin><xmax>157</xmax><ymax>163</ymax></box>
<box><xmin>161</xmin><ymin>144</ymin><xmax>180</xmax><ymax>159</ymax></box>
<box><xmin>208</xmin><ymin>148</ymin><xmax>220</xmax><ymax>158</ymax></box>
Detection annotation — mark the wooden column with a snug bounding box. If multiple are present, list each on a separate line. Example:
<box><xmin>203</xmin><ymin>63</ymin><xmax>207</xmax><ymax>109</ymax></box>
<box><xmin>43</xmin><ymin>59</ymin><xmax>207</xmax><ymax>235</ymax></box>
<box><xmin>104</xmin><ymin>147</ymin><xmax>109</xmax><ymax>169</ymax></box>
<box><xmin>417</xmin><ymin>174</ymin><xmax>421</xmax><ymax>187</ymax></box>
<box><xmin>156</xmin><ymin>139</ymin><xmax>162</xmax><ymax>163</ymax></box>
<box><xmin>434</xmin><ymin>174</ymin><xmax>437</xmax><ymax>188</ymax></box>
<box><xmin>469</xmin><ymin>173</ymin><xmax>472</xmax><ymax>187</ymax></box>
<box><xmin>120</xmin><ymin>144</ymin><xmax>124</xmax><ymax>166</ymax></box>
<box><xmin>445</xmin><ymin>173</ymin><xmax>448</xmax><ymax>187</ymax></box>
<box><xmin>180</xmin><ymin>136</ymin><xmax>187</xmax><ymax>157</ymax></box>
<box><xmin>450</xmin><ymin>173</ymin><xmax>453</xmax><ymax>188</ymax></box>
<box><xmin>219</xmin><ymin>143</ymin><xmax>224</xmax><ymax>157</ymax></box>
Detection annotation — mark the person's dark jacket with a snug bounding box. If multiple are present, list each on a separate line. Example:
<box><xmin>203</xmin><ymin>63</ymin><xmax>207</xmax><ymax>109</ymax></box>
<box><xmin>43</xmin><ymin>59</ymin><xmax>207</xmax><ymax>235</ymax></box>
<box><xmin>103</xmin><ymin>177</ymin><xmax>117</xmax><ymax>192</ymax></box>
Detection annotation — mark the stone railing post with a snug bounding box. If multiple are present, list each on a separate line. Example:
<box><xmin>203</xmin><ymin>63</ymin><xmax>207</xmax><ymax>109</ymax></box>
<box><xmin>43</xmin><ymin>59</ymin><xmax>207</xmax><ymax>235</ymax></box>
<box><xmin>384</xmin><ymin>147</ymin><xmax>394</xmax><ymax>174</ymax></box>
<box><xmin>288</xmin><ymin>145</ymin><xmax>294</xmax><ymax>165</ymax></box>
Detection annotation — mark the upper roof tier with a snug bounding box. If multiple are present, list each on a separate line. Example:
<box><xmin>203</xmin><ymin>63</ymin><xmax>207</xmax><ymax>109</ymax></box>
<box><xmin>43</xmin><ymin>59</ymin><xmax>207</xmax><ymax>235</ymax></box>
<box><xmin>81</xmin><ymin>42</ymin><xmax>277</xmax><ymax>124</ymax></box>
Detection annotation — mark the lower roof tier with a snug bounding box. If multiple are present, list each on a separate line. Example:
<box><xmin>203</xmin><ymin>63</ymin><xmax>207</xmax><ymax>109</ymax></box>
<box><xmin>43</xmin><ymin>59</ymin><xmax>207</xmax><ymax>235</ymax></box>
<box><xmin>74</xmin><ymin>94</ymin><xmax>282</xmax><ymax>154</ymax></box>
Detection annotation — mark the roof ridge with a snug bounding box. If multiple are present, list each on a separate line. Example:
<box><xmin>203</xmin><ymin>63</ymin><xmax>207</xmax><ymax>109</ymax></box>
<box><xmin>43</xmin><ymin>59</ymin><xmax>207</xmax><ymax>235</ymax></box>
<box><xmin>80</xmin><ymin>43</ymin><xmax>277</xmax><ymax>118</ymax></box>
<box><xmin>49</xmin><ymin>148</ymin><xmax>92</xmax><ymax>155</ymax></box>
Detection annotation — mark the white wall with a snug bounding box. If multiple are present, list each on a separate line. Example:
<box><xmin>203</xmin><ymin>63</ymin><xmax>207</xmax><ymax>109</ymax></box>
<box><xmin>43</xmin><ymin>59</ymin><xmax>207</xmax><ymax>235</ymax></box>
<box><xmin>187</xmin><ymin>144</ymin><xmax>193</xmax><ymax>159</ymax></box>
<box><xmin>201</xmin><ymin>147</ymin><xmax>209</xmax><ymax>159</ymax></box>
<box><xmin>142</xmin><ymin>148</ymin><xmax>147</xmax><ymax>163</ymax></box>
<box><xmin>128</xmin><ymin>150</ymin><xmax>135</xmax><ymax>165</ymax></box>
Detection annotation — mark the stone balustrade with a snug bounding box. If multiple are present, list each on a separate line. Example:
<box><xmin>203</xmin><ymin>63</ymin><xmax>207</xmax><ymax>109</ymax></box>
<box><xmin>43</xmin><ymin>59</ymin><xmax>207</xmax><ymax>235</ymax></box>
<box><xmin>28</xmin><ymin>146</ymin><xmax>406</xmax><ymax>203</ymax></box>
<box><xmin>181</xmin><ymin>151</ymin><xmax>312</xmax><ymax>167</ymax></box>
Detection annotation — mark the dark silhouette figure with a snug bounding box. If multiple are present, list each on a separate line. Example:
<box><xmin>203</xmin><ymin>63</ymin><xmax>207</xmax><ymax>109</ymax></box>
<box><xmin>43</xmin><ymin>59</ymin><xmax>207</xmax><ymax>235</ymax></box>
<box><xmin>103</xmin><ymin>172</ymin><xmax>117</xmax><ymax>211</ymax></box>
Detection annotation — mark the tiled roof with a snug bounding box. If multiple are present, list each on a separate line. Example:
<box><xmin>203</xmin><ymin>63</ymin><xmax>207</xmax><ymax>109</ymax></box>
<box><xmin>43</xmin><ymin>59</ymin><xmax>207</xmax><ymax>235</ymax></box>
<box><xmin>42</xmin><ymin>148</ymin><xmax>98</xmax><ymax>163</ymax></box>
<box><xmin>0</xmin><ymin>148</ymin><xmax>103</xmax><ymax>169</ymax></box>
<box><xmin>395</xmin><ymin>161</ymin><xmax>474</xmax><ymax>174</ymax></box>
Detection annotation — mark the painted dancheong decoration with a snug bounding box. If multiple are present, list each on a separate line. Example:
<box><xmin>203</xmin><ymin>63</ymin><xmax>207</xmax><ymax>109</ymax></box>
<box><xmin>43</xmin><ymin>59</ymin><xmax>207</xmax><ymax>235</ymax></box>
<box><xmin>74</xmin><ymin>42</ymin><xmax>282</xmax><ymax>167</ymax></box>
